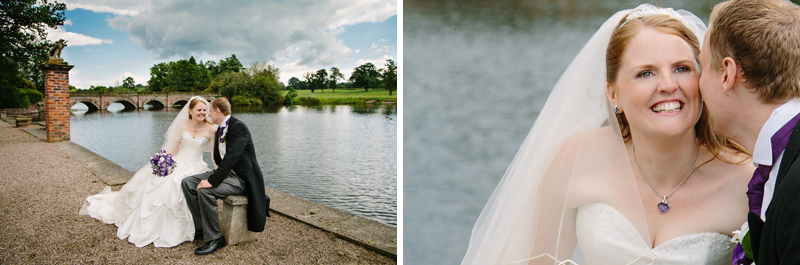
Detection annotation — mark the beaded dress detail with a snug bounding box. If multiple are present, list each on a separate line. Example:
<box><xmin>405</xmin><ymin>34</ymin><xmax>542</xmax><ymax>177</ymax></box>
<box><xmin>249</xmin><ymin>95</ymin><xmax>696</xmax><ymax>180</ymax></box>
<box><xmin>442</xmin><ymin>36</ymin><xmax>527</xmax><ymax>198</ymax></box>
<box><xmin>575</xmin><ymin>203</ymin><xmax>735</xmax><ymax>265</ymax></box>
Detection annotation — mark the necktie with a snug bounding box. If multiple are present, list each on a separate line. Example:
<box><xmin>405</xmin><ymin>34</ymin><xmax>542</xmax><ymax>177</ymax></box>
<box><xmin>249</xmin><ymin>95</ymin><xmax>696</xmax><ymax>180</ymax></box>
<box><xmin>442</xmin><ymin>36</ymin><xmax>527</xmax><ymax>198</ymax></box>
<box><xmin>218</xmin><ymin>119</ymin><xmax>229</xmax><ymax>143</ymax></box>
<box><xmin>747</xmin><ymin>112</ymin><xmax>800</xmax><ymax>214</ymax></box>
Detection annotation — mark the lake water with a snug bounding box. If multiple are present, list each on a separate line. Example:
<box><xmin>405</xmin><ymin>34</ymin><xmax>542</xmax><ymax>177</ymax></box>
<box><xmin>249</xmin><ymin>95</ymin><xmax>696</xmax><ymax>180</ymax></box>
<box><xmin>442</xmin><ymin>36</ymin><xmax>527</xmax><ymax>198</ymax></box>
<box><xmin>403</xmin><ymin>0</ymin><xmax>715</xmax><ymax>263</ymax></box>
<box><xmin>70</xmin><ymin>104</ymin><xmax>397</xmax><ymax>226</ymax></box>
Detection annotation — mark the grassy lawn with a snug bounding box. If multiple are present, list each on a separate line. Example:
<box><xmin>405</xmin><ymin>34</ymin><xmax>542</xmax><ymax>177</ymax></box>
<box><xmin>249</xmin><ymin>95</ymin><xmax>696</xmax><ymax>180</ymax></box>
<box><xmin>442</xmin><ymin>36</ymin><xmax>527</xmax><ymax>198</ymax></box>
<box><xmin>284</xmin><ymin>89</ymin><xmax>397</xmax><ymax>105</ymax></box>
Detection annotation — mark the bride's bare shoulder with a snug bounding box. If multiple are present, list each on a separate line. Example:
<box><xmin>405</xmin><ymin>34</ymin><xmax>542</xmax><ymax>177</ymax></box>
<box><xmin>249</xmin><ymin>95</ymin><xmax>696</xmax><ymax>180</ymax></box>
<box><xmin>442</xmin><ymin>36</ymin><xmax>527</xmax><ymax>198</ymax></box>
<box><xmin>558</xmin><ymin>126</ymin><xmax>621</xmax><ymax>151</ymax></box>
<box><xmin>202</xmin><ymin>123</ymin><xmax>216</xmax><ymax>137</ymax></box>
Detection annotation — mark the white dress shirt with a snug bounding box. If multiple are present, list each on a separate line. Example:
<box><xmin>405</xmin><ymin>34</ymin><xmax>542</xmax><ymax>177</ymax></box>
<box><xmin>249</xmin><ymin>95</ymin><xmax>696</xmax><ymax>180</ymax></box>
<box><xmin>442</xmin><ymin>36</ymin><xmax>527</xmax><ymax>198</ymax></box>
<box><xmin>752</xmin><ymin>99</ymin><xmax>800</xmax><ymax>220</ymax></box>
<box><xmin>218</xmin><ymin>115</ymin><xmax>231</xmax><ymax>159</ymax></box>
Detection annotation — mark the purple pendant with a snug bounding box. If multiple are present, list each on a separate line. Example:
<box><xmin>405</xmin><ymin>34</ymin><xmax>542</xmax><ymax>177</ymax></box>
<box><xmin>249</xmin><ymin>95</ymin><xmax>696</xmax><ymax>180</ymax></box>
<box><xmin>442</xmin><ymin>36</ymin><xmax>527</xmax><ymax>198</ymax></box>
<box><xmin>657</xmin><ymin>202</ymin><xmax>670</xmax><ymax>213</ymax></box>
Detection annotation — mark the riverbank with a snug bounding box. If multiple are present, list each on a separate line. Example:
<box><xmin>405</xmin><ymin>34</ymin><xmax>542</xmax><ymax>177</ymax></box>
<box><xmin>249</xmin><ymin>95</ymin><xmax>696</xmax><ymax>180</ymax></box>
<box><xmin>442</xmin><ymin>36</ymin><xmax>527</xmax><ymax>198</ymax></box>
<box><xmin>287</xmin><ymin>89</ymin><xmax>397</xmax><ymax>105</ymax></box>
<box><xmin>0</xmin><ymin>121</ymin><xmax>395</xmax><ymax>264</ymax></box>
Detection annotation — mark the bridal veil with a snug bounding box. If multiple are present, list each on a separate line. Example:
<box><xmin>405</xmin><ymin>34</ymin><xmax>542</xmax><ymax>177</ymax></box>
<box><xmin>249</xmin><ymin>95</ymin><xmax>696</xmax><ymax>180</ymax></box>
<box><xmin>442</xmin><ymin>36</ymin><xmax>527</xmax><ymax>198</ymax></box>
<box><xmin>461</xmin><ymin>5</ymin><xmax>707</xmax><ymax>264</ymax></box>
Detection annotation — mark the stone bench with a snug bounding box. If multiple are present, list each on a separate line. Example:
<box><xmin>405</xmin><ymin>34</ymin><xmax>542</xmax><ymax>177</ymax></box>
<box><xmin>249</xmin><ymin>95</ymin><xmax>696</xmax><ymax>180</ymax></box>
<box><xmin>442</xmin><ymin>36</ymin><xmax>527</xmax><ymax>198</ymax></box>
<box><xmin>220</xmin><ymin>195</ymin><xmax>257</xmax><ymax>245</ymax></box>
<box><xmin>14</xmin><ymin>117</ymin><xmax>30</xmax><ymax>127</ymax></box>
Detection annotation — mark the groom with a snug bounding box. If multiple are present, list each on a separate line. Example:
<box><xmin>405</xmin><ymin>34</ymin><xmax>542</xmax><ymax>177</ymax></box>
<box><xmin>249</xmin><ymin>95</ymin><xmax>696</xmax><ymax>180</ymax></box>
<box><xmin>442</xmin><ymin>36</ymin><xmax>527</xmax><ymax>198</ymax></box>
<box><xmin>182</xmin><ymin>97</ymin><xmax>270</xmax><ymax>255</ymax></box>
<box><xmin>699</xmin><ymin>0</ymin><xmax>800</xmax><ymax>263</ymax></box>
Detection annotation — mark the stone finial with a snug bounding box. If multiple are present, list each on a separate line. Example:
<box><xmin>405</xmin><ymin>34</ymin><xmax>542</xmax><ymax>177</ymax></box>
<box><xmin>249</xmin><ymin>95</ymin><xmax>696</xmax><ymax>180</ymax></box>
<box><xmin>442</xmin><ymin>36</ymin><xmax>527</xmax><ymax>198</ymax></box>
<box><xmin>47</xmin><ymin>39</ymin><xmax>68</xmax><ymax>63</ymax></box>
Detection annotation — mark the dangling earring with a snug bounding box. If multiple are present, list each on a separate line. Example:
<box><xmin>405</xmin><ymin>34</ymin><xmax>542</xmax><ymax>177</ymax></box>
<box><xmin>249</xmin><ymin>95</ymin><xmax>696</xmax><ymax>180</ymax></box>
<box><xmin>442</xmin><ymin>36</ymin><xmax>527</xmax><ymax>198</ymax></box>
<box><xmin>613</xmin><ymin>105</ymin><xmax>620</xmax><ymax>114</ymax></box>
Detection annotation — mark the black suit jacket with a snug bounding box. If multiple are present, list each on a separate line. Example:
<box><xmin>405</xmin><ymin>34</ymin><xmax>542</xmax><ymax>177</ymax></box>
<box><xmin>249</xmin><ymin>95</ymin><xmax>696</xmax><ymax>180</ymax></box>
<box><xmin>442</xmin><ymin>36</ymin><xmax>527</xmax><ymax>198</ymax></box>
<box><xmin>751</xmin><ymin>119</ymin><xmax>800</xmax><ymax>264</ymax></box>
<box><xmin>211</xmin><ymin>116</ymin><xmax>270</xmax><ymax>232</ymax></box>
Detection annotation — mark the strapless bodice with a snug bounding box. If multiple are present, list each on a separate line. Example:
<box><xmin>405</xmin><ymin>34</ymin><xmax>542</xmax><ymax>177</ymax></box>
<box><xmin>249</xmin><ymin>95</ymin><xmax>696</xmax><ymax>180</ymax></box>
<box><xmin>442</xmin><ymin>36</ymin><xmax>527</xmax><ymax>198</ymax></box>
<box><xmin>173</xmin><ymin>131</ymin><xmax>209</xmax><ymax>163</ymax></box>
<box><xmin>575</xmin><ymin>202</ymin><xmax>735</xmax><ymax>265</ymax></box>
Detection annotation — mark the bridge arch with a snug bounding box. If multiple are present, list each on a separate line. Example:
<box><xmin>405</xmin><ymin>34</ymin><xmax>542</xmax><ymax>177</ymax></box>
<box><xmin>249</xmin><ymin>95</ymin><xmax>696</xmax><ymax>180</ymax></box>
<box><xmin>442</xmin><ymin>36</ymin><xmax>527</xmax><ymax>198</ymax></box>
<box><xmin>71</xmin><ymin>101</ymin><xmax>99</xmax><ymax>112</ymax></box>
<box><xmin>67</xmin><ymin>92</ymin><xmax>220</xmax><ymax>110</ymax></box>
<box><xmin>173</xmin><ymin>99</ymin><xmax>189</xmax><ymax>108</ymax></box>
<box><xmin>112</xmin><ymin>100</ymin><xmax>137</xmax><ymax>111</ymax></box>
<box><xmin>144</xmin><ymin>99</ymin><xmax>166</xmax><ymax>109</ymax></box>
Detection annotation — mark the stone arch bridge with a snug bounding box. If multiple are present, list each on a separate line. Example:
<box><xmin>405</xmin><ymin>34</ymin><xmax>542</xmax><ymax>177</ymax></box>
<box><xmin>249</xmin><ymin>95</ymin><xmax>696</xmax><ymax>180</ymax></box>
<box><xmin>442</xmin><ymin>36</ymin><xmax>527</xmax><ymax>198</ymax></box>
<box><xmin>69</xmin><ymin>92</ymin><xmax>220</xmax><ymax>111</ymax></box>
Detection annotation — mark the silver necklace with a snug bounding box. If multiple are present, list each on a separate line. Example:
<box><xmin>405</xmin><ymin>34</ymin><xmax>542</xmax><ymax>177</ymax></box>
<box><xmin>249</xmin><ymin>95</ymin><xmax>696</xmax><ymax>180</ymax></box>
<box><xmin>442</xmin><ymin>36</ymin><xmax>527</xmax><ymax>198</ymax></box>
<box><xmin>632</xmin><ymin>143</ymin><xmax>699</xmax><ymax>213</ymax></box>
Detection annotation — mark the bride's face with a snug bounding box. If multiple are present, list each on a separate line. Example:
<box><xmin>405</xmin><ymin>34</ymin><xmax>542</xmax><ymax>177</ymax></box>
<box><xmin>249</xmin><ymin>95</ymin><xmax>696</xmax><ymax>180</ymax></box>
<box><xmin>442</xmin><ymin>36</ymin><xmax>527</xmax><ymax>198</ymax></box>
<box><xmin>609</xmin><ymin>27</ymin><xmax>701</xmax><ymax>139</ymax></box>
<box><xmin>190</xmin><ymin>103</ymin><xmax>207</xmax><ymax>121</ymax></box>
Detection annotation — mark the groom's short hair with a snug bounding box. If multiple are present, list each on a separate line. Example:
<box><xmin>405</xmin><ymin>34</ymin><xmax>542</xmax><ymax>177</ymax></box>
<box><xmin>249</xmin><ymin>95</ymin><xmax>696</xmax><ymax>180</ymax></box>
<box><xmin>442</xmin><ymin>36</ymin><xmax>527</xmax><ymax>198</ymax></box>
<box><xmin>210</xmin><ymin>97</ymin><xmax>231</xmax><ymax>115</ymax></box>
<box><xmin>709</xmin><ymin>0</ymin><xmax>800</xmax><ymax>103</ymax></box>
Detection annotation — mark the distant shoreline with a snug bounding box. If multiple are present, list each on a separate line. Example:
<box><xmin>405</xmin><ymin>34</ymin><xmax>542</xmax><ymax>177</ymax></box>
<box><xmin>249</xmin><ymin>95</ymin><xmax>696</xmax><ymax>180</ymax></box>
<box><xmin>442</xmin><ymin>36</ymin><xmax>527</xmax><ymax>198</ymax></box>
<box><xmin>286</xmin><ymin>89</ymin><xmax>397</xmax><ymax>105</ymax></box>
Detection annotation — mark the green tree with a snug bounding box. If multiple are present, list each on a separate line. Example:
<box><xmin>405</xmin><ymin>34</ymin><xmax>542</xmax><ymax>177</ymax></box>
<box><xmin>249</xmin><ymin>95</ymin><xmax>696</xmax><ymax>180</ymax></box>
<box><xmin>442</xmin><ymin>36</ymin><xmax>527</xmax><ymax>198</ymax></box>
<box><xmin>0</xmin><ymin>62</ymin><xmax>34</xmax><ymax>107</ymax></box>
<box><xmin>122</xmin><ymin>76</ymin><xmax>135</xmax><ymax>90</ymax></box>
<box><xmin>205</xmin><ymin>60</ymin><xmax>220</xmax><ymax>78</ymax></box>
<box><xmin>303</xmin><ymin>72</ymin><xmax>315</xmax><ymax>93</ymax></box>
<box><xmin>161</xmin><ymin>57</ymin><xmax>210</xmax><ymax>92</ymax></box>
<box><xmin>248</xmin><ymin>62</ymin><xmax>284</xmax><ymax>105</ymax></box>
<box><xmin>196</xmin><ymin>60</ymin><xmax>211</xmax><ymax>91</ymax></box>
<box><xmin>283</xmin><ymin>87</ymin><xmax>298</xmax><ymax>105</ymax></box>
<box><xmin>218</xmin><ymin>71</ymin><xmax>251</xmax><ymax>99</ymax></box>
<box><xmin>219</xmin><ymin>54</ymin><xmax>243</xmax><ymax>74</ymax></box>
<box><xmin>167</xmin><ymin>58</ymin><xmax>195</xmax><ymax>92</ymax></box>
<box><xmin>88</xmin><ymin>85</ymin><xmax>109</xmax><ymax>92</ymax></box>
<box><xmin>0</xmin><ymin>0</ymin><xmax>66</xmax><ymax>107</ymax></box>
<box><xmin>315</xmin><ymin>69</ymin><xmax>328</xmax><ymax>93</ymax></box>
<box><xmin>147</xmin><ymin>62</ymin><xmax>169</xmax><ymax>91</ymax></box>
<box><xmin>328</xmin><ymin>67</ymin><xmax>344</xmax><ymax>93</ymax></box>
<box><xmin>350</xmin><ymin>62</ymin><xmax>379</xmax><ymax>91</ymax></box>
<box><xmin>287</xmin><ymin>77</ymin><xmax>303</xmax><ymax>90</ymax></box>
<box><xmin>380</xmin><ymin>59</ymin><xmax>397</xmax><ymax>95</ymax></box>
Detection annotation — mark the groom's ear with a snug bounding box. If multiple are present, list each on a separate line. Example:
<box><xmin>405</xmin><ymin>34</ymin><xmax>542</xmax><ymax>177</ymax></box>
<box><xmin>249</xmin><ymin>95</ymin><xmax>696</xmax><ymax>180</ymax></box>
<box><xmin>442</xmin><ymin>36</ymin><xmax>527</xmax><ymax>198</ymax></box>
<box><xmin>721</xmin><ymin>57</ymin><xmax>739</xmax><ymax>96</ymax></box>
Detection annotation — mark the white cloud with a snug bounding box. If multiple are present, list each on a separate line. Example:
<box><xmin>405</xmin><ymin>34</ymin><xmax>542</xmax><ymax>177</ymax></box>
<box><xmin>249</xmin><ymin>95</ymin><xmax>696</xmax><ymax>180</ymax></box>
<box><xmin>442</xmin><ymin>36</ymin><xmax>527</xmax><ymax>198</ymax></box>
<box><xmin>46</xmin><ymin>27</ymin><xmax>112</xmax><ymax>46</ymax></box>
<box><xmin>63</xmin><ymin>0</ymin><xmax>143</xmax><ymax>16</ymax></box>
<box><xmin>62</xmin><ymin>0</ymin><xmax>396</xmax><ymax>87</ymax></box>
<box><xmin>372</xmin><ymin>44</ymin><xmax>394</xmax><ymax>55</ymax></box>
<box><xmin>100</xmin><ymin>0</ymin><xmax>395</xmax><ymax>67</ymax></box>
<box><xmin>356</xmin><ymin>54</ymin><xmax>395</xmax><ymax>69</ymax></box>
<box><xmin>116</xmin><ymin>72</ymin><xmax>147</xmax><ymax>85</ymax></box>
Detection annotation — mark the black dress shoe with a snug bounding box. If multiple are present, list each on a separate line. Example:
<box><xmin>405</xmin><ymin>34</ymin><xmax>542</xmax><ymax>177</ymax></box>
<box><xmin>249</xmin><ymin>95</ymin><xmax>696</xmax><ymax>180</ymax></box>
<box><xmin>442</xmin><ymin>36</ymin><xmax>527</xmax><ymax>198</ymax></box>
<box><xmin>194</xmin><ymin>236</ymin><xmax>226</xmax><ymax>255</ymax></box>
<box><xmin>193</xmin><ymin>230</ymin><xmax>203</xmax><ymax>241</ymax></box>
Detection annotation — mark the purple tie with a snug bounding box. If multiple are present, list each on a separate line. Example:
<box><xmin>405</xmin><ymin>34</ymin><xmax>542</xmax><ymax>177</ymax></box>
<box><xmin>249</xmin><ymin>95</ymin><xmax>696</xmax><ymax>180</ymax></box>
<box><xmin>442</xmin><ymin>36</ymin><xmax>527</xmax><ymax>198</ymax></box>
<box><xmin>747</xmin><ymin>112</ymin><xmax>800</xmax><ymax>215</ymax></box>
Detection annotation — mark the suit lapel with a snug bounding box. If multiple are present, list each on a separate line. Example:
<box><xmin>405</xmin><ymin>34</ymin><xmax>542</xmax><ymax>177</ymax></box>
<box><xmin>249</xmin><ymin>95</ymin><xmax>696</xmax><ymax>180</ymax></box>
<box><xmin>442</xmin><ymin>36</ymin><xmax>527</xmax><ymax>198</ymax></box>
<box><xmin>776</xmin><ymin>121</ymin><xmax>800</xmax><ymax>186</ymax></box>
<box><xmin>213</xmin><ymin>126</ymin><xmax>221</xmax><ymax>164</ymax></box>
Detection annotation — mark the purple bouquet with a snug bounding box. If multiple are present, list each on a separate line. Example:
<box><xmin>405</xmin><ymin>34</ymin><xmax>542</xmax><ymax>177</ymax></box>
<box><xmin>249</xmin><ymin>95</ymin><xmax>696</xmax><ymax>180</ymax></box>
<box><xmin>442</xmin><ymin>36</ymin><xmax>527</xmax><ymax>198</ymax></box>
<box><xmin>150</xmin><ymin>150</ymin><xmax>176</xmax><ymax>177</ymax></box>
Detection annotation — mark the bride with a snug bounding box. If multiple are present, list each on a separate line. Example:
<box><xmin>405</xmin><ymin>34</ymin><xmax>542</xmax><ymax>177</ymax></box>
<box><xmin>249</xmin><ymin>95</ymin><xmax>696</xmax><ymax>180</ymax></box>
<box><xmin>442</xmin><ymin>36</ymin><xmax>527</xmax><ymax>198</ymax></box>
<box><xmin>80</xmin><ymin>96</ymin><xmax>217</xmax><ymax>247</ymax></box>
<box><xmin>462</xmin><ymin>4</ymin><xmax>753</xmax><ymax>265</ymax></box>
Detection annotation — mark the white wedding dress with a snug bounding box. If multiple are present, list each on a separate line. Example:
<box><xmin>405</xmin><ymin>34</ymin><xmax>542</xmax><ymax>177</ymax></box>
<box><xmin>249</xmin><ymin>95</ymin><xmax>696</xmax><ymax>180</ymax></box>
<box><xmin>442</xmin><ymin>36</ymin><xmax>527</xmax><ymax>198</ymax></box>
<box><xmin>81</xmin><ymin>131</ymin><xmax>211</xmax><ymax>247</ymax></box>
<box><xmin>575</xmin><ymin>203</ymin><xmax>735</xmax><ymax>265</ymax></box>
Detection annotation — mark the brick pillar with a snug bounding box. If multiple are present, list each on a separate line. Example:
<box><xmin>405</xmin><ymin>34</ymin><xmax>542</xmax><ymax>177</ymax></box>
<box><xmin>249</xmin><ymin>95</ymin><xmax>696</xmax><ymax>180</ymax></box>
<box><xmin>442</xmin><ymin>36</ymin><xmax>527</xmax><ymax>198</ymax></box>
<box><xmin>44</xmin><ymin>62</ymin><xmax>74</xmax><ymax>142</ymax></box>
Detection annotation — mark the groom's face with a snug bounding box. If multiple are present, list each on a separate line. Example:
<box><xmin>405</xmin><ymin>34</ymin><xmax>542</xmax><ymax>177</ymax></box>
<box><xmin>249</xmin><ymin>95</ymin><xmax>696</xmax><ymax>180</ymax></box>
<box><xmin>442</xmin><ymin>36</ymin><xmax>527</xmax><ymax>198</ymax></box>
<box><xmin>209</xmin><ymin>106</ymin><xmax>222</xmax><ymax>125</ymax></box>
<box><xmin>698</xmin><ymin>27</ymin><xmax>731</xmax><ymax>136</ymax></box>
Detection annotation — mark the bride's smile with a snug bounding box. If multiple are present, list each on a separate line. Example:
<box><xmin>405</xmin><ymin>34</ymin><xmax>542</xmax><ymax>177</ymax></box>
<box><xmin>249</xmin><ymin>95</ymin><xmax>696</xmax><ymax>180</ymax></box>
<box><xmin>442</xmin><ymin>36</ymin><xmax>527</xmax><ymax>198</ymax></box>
<box><xmin>608</xmin><ymin>27</ymin><xmax>702</xmax><ymax>139</ymax></box>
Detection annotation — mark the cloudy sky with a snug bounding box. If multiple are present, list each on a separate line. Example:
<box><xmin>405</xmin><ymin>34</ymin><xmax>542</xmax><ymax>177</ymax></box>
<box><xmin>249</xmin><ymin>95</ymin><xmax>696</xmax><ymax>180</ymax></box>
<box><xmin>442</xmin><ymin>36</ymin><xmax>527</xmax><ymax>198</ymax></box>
<box><xmin>47</xmin><ymin>0</ymin><xmax>397</xmax><ymax>89</ymax></box>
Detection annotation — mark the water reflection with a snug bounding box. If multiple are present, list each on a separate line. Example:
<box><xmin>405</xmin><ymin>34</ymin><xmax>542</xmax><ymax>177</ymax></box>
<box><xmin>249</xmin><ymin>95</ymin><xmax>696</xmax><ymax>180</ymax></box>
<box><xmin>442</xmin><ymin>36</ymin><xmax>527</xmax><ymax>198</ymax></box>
<box><xmin>404</xmin><ymin>0</ymin><xmax>717</xmax><ymax>263</ymax></box>
<box><xmin>71</xmin><ymin>105</ymin><xmax>397</xmax><ymax>226</ymax></box>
